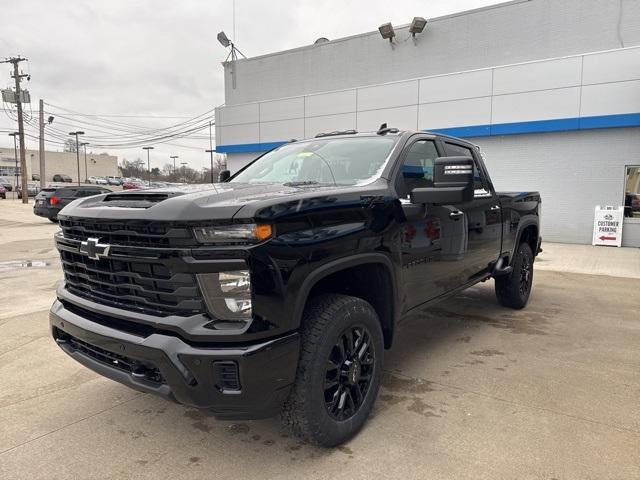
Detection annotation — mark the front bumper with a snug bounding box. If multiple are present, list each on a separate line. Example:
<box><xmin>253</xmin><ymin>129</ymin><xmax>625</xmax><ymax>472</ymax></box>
<box><xmin>50</xmin><ymin>300</ymin><xmax>300</xmax><ymax>419</ymax></box>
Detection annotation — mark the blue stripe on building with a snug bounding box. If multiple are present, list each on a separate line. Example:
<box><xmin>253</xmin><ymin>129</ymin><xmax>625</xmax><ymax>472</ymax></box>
<box><xmin>215</xmin><ymin>112</ymin><xmax>640</xmax><ymax>153</ymax></box>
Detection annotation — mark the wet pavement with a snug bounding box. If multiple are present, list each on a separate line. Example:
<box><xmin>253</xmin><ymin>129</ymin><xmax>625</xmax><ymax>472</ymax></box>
<box><xmin>1</xmin><ymin>202</ymin><xmax>639</xmax><ymax>479</ymax></box>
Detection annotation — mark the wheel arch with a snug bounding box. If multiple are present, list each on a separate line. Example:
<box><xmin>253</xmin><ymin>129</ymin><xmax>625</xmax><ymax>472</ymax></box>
<box><xmin>293</xmin><ymin>253</ymin><xmax>398</xmax><ymax>349</ymax></box>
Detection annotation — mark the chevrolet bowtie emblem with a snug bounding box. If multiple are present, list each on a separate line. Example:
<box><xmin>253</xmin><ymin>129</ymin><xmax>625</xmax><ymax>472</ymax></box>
<box><xmin>79</xmin><ymin>237</ymin><xmax>111</xmax><ymax>260</ymax></box>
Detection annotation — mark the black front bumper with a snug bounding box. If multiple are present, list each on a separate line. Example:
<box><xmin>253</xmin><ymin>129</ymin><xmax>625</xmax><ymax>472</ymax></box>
<box><xmin>50</xmin><ymin>300</ymin><xmax>300</xmax><ymax>420</ymax></box>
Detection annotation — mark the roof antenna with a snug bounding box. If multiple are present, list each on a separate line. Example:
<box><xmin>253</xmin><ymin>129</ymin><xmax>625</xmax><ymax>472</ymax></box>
<box><xmin>379</xmin><ymin>123</ymin><xmax>387</xmax><ymax>131</ymax></box>
<box><xmin>377</xmin><ymin>123</ymin><xmax>398</xmax><ymax>135</ymax></box>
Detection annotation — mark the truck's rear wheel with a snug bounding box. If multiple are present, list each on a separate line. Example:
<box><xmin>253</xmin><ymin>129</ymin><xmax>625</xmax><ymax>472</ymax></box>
<box><xmin>495</xmin><ymin>242</ymin><xmax>534</xmax><ymax>309</ymax></box>
<box><xmin>282</xmin><ymin>293</ymin><xmax>383</xmax><ymax>447</ymax></box>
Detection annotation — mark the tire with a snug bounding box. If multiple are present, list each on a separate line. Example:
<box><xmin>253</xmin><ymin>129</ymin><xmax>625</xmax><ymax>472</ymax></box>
<box><xmin>495</xmin><ymin>242</ymin><xmax>534</xmax><ymax>309</ymax></box>
<box><xmin>282</xmin><ymin>293</ymin><xmax>384</xmax><ymax>447</ymax></box>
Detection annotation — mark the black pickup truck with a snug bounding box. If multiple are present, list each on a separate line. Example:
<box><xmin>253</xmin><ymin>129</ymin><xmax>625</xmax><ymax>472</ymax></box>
<box><xmin>50</xmin><ymin>128</ymin><xmax>540</xmax><ymax>447</ymax></box>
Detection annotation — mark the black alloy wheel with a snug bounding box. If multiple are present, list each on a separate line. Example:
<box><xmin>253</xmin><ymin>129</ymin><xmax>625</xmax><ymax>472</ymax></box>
<box><xmin>324</xmin><ymin>325</ymin><xmax>375</xmax><ymax>420</ymax></box>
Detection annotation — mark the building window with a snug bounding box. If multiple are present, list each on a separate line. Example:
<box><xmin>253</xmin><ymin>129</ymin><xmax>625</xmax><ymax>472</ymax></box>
<box><xmin>624</xmin><ymin>166</ymin><xmax>640</xmax><ymax>220</ymax></box>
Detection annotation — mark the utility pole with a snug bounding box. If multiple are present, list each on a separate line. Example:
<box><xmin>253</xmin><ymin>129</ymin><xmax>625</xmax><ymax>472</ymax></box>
<box><xmin>80</xmin><ymin>142</ymin><xmax>89</xmax><ymax>182</ymax></box>
<box><xmin>68</xmin><ymin>131</ymin><xmax>84</xmax><ymax>185</ymax></box>
<box><xmin>142</xmin><ymin>147</ymin><xmax>154</xmax><ymax>186</ymax></box>
<box><xmin>38</xmin><ymin>99</ymin><xmax>45</xmax><ymax>189</ymax></box>
<box><xmin>170</xmin><ymin>155</ymin><xmax>179</xmax><ymax>181</ymax></box>
<box><xmin>206</xmin><ymin>120</ymin><xmax>215</xmax><ymax>183</ymax></box>
<box><xmin>1</xmin><ymin>57</ymin><xmax>29</xmax><ymax>203</ymax></box>
<box><xmin>181</xmin><ymin>162</ymin><xmax>187</xmax><ymax>183</ymax></box>
<box><xmin>8</xmin><ymin>132</ymin><xmax>18</xmax><ymax>200</ymax></box>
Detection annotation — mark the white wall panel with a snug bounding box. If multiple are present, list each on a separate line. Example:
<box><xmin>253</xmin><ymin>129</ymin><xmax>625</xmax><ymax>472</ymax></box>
<box><xmin>492</xmin><ymin>87</ymin><xmax>581</xmax><ymax>123</ymax></box>
<box><xmin>259</xmin><ymin>119</ymin><xmax>305</xmax><ymax>143</ymax></box>
<box><xmin>357</xmin><ymin>81</ymin><xmax>419</xmax><ymax>111</ymax></box>
<box><xmin>580</xmin><ymin>80</ymin><xmax>640</xmax><ymax>116</ymax></box>
<box><xmin>219</xmin><ymin>123</ymin><xmax>259</xmax><ymax>145</ymax></box>
<box><xmin>305</xmin><ymin>113</ymin><xmax>357</xmax><ymax>138</ymax></box>
<box><xmin>418</xmin><ymin>97</ymin><xmax>492</xmax><ymax>130</ymax></box>
<box><xmin>305</xmin><ymin>90</ymin><xmax>356</xmax><ymax>117</ymax></box>
<box><xmin>582</xmin><ymin>48</ymin><xmax>640</xmax><ymax>85</ymax></box>
<box><xmin>259</xmin><ymin>97</ymin><xmax>304</xmax><ymax>122</ymax></box>
<box><xmin>419</xmin><ymin>70</ymin><xmax>492</xmax><ymax>104</ymax></box>
<box><xmin>493</xmin><ymin>57</ymin><xmax>582</xmax><ymax>95</ymax></box>
<box><xmin>356</xmin><ymin>106</ymin><xmax>418</xmax><ymax>131</ymax></box>
<box><xmin>217</xmin><ymin>103</ymin><xmax>259</xmax><ymax>126</ymax></box>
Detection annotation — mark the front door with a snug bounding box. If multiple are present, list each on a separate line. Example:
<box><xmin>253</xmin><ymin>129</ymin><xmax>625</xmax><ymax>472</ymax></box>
<box><xmin>443</xmin><ymin>141</ymin><xmax>502</xmax><ymax>280</ymax></box>
<box><xmin>397</xmin><ymin>137</ymin><xmax>469</xmax><ymax>310</ymax></box>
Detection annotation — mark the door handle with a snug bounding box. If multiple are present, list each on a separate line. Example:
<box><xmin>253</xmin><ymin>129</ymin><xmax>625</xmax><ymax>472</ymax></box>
<box><xmin>449</xmin><ymin>211</ymin><xmax>464</xmax><ymax>219</ymax></box>
<box><xmin>490</xmin><ymin>205</ymin><xmax>501</xmax><ymax>211</ymax></box>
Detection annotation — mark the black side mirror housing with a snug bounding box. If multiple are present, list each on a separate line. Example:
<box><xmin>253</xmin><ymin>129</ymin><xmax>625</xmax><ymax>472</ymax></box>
<box><xmin>218</xmin><ymin>170</ymin><xmax>231</xmax><ymax>182</ymax></box>
<box><xmin>410</xmin><ymin>156</ymin><xmax>474</xmax><ymax>204</ymax></box>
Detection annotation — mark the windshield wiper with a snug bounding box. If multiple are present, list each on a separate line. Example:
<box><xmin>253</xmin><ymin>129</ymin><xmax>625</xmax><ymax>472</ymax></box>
<box><xmin>283</xmin><ymin>181</ymin><xmax>320</xmax><ymax>187</ymax></box>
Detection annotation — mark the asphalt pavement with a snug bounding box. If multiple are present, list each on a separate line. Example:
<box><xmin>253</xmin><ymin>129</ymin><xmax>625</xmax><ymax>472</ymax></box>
<box><xmin>1</xmin><ymin>202</ymin><xmax>638</xmax><ymax>479</ymax></box>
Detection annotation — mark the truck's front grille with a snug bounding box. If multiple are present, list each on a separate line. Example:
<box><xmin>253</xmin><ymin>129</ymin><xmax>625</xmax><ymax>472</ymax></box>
<box><xmin>60</xmin><ymin>249</ymin><xmax>206</xmax><ymax>317</ymax></box>
<box><xmin>58</xmin><ymin>218</ymin><xmax>196</xmax><ymax>248</ymax></box>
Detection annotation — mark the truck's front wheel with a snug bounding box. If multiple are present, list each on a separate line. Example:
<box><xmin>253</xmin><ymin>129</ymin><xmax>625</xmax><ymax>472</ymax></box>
<box><xmin>495</xmin><ymin>242</ymin><xmax>534</xmax><ymax>309</ymax></box>
<box><xmin>282</xmin><ymin>294</ymin><xmax>383</xmax><ymax>447</ymax></box>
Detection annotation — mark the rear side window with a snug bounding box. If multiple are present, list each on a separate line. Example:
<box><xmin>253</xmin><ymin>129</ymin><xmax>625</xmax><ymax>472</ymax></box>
<box><xmin>444</xmin><ymin>142</ymin><xmax>488</xmax><ymax>194</ymax></box>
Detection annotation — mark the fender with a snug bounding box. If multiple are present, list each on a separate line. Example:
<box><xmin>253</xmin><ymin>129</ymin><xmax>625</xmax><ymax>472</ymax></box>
<box><xmin>512</xmin><ymin>218</ymin><xmax>539</xmax><ymax>262</ymax></box>
<box><xmin>292</xmin><ymin>252</ymin><xmax>399</xmax><ymax>335</ymax></box>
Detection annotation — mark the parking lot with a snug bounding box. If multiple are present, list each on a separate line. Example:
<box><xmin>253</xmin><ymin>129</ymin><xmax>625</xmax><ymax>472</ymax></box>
<box><xmin>1</xmin><ymin>202</ymin><xmax>638</xmax><ymax>480</ymax></box>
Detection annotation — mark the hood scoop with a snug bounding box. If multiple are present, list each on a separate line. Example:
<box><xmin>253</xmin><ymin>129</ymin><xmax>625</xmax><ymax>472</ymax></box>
<box><xmin>102</xmin><ymin>191</ymin><xmax>183</xmax><ymax>208</ymax></box>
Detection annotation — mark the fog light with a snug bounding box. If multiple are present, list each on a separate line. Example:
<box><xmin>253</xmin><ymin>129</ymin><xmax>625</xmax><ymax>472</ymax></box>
<box><xmin>197</xmin><ymin>270</ymin><xmax>252</xmax><ymax>321</ymax></box>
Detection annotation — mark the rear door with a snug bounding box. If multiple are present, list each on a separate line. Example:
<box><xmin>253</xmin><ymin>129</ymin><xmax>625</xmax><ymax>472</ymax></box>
<box><xmin>443</xmin><ymin>141</ymin><xmax>502</xmax><ymax>280</ymax></box>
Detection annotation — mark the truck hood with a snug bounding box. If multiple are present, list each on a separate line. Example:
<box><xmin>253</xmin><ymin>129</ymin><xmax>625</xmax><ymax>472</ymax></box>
<box><xmin>58</xmin><ymin>181</ymin><xmax>385</xmax><ymax>222</ymax></box>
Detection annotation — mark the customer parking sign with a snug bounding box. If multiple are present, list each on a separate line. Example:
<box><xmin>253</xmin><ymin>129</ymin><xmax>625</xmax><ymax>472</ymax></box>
<box><xmin>592</xmin><ymin>206</ymin><xmax>624</xmax><ymax>247</ymax></box>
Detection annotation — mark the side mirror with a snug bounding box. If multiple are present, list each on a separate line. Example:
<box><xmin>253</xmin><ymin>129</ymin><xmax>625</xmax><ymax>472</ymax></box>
<box><xmin>218</xmin><ymin>170</ymin><xmax>231</xmax><ymax>182</ymax></box>
<box><xmin>410</xmin><ymin>156</ymin><xmax>474</xmax><ymax>204</ymax></box>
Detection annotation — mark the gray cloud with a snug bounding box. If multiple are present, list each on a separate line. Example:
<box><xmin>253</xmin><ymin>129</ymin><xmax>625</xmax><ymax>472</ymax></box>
<box><xmin>1</xmin><ymin>0</ymin><xmax>500</xmax><ymax>169</ymax></box>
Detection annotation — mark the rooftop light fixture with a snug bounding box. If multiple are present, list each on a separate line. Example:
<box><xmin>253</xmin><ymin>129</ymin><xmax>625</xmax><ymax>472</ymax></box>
<box><xmin>378</xmin><ymin>23</ymin><xmax>395</xmax><ymax>42</ymax></box>
<box><xmin>217</xmin><ymin>31</ymin><xmax>231</xmax><ymax>48</ymax></box>
<box><xmin>410</xmin><ymin>17</ymin><xmax>427</xmax><ymax>36</ymax></box>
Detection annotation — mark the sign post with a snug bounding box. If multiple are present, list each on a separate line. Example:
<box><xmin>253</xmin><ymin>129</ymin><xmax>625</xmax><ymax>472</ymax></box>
<box><xmin>592</xmin><ymin>206</ymin><xmax>624</xmax><ymax>247</ymax></box>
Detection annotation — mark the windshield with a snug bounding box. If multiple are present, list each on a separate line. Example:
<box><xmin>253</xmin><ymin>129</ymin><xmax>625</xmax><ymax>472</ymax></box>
<box><xmin>231</xmin><ymin>136</ymin><xmax>397</xmax><ymax>186</ymax></box>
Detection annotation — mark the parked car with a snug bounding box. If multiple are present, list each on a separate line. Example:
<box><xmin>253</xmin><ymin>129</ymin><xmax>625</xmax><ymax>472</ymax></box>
<box><xmin>0</xmin><ymin>177</ymin><xmax>13</xmax><ymax>191</ymax></box>
<box><xmin>88</xmin><ymin>176</ymin><xmax>108</xmax><ymax>185</ymax></box>
<box><xmin>53</xmin><ymin>174</ymin><xmax>73</xmax><ymax>183</ymax></box>
<box><xmin>33</xmin><ymin>185</ymin><xmax>111</xmax><ymax>222</ymax></box>
<box><xmin>49</xmin><ymin>129</ymin><xmax>541</xmax><ymax>447</ymax></box>
<box><xmin>0</xmin><ymin>184</ymin><xmax>6</xmax><ymax>199</ymax></box>
<box><xmin>17</xmin><ymin>182</ymin><xmax>41</xmax><ymax>199</ymax></box>
<box><xmin>106</xmin><ymin>176</ymin><xmax>123</xmax><ymax>185</ymax></box>
<box><xmin>122</xmin><ymin>180</ymin><xmax>141</xmax><ymax>190</ymax></box>
<box><xmin>32</xmin><ymin>173</ymin><xmax>40</xmax><ymax>181</ymax></box>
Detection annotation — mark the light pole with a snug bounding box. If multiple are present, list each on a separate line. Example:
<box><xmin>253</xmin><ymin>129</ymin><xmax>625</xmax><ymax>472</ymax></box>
<box><xmin>8</xmin><ymin>132</ymin><xmax>18</xmax><ymax>199</ymax></box>
<box><xmin>205</xmin><ymin>149</ymin><xmax>215</xmax><ymax>183</ymax></box>
<box><xmin>68</xmin><ymin>131</ymin><xmax>85</xmax><ymax>185</ymax></box>
<box><xmin>170</xmin><ymin>155</ymin><xmax>179</xmax><ymax>181</ymax></box>
<box><xmin>80</xmin><ymin>142</ymin><xmax>89</xmax><ymax>182</ymax></box>
<box><xmin>180</xmin><ymin>161</ymin><xmax>187</xmax><ymax>183</ymax></box>
<box><xmin>142</xmin><ymin>146</ymin><xmax>154</xmax><ymax>186</ymax></box>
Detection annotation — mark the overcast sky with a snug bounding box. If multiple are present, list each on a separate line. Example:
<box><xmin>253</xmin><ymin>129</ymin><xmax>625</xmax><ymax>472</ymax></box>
<box><xmin>1</xmin><ymin>0</ymin><xmax>502</xmax><ymax>171</ymax></box>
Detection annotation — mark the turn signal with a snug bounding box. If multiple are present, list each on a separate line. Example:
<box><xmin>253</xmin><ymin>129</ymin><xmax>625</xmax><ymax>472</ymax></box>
<box><xmin>254</xmin><ymin>224</ymin><xmax>273</xmax><ymax>241</ymax></box>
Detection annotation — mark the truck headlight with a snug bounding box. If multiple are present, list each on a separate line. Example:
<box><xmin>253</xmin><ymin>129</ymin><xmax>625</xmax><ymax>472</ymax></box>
<box><xmin>197</xmin><ymin>270</ymin><xmax>252</xmax><ymax>321</ymax></box>
<box><xmin>193</xmin><ymin>224</ymin><xmax>272</xmax><ymax>244</ymax></box>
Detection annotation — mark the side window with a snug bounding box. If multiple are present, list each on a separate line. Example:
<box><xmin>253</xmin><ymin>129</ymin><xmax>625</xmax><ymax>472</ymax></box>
<box><xmin>444</xmin><ymin>142</ymin><xmax>488</xmax><ymax>194</ymax></box>
<box><xmin>398</xmin><ymin>140</ymin><xmax>438</xmax><ymax>197</ymax></box>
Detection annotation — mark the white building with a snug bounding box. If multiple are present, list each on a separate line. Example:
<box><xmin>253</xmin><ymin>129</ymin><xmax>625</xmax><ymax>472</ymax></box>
<box><xmin>215</xmin><ymin>0</ymin><xmax>640</xmax><ymax>246</ymax></box>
